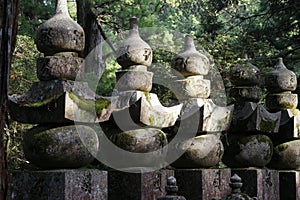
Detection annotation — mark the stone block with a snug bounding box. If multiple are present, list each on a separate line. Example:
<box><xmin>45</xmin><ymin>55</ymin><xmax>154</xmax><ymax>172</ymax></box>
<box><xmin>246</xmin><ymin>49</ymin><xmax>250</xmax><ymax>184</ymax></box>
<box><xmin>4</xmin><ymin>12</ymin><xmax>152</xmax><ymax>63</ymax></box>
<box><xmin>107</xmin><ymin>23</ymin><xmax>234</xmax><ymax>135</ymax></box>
<box><xmin>172</xmin><ymin>76</ymin><xmax>211</xmax><ymax>99</ymax></box>
<box><xmin>231</xmin><ymin>169</ymin><xmax>279</xmax><ymax>200</ymax></box>
<box><xmin>37</xmin><ymin>56</ymin><xmax>85</xmax><ymax>81</ymax></box>
<box><xmin>174</xmin><ymin>169</ymin><xmax>231</xmax><ymax>200</ymax></box>
<box><xmin>8</xmin><ymin>80</ymin><xmax>112</xmax><ymax>123</ymax></box>
<box><xmin>108</xmin><ymin>170</ymin><xmax>173</xmax><ymax>200</ymax></box>
<box><xmin>10</xmin><ymin>169</ymin><xmax>107</xmax><ymax>200</ymax></box>
<box><xmin>230</xmin><ymin>103</ymin><xmax>281</xmax><ymax>133</ymax></box>
<box><xmin>229</xmin><ymin>86</ymin><xmax>262</xmax><ymax>102</ymax></box>
<box><xmin>276</xmin><ymin>109</ymin><xmax>300</xmax><ymax>140</ymax></box>
<box><xmin>279</xmin><ymin>171</ymin><xmax>300</xmax><ymax>200</ymax></box>
<box><xmin>116</xmin><ymin>70</ymin><xmax>153</xmax><ymax>92</ymax></box>
<box><xmin>140</xmin><ymin>93</ymin><xmax>182</xmax><ymax>128</ymax></box>
<box><xmin>266</xmin><ymin>92</ymin><xmax>298</xmax><ymax>111</ymax></box>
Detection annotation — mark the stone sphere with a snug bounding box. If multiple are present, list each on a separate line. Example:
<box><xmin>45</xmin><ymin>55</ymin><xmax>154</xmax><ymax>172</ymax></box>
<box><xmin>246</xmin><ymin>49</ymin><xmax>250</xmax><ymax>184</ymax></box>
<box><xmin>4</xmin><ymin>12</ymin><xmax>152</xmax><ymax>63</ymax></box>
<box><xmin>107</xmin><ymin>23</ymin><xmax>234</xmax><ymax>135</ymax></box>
<box><xmin>23</xmin><ymin>125</ymin><xmax>98</xmax><ymax>169</ymax></box>
<box><xmin>222</xmin><ymin>134</ymin><xmax>273</xmax><ymax>168</ymax></box>
<box><xmin>171</xmin><ymin>134</ymin><xmax>224</xmax><ymax>168</ymax></box>
<box><xmin>268</xmin><ymin>140</ymin><xmax>300</xmax><ymax>170</ymax></box>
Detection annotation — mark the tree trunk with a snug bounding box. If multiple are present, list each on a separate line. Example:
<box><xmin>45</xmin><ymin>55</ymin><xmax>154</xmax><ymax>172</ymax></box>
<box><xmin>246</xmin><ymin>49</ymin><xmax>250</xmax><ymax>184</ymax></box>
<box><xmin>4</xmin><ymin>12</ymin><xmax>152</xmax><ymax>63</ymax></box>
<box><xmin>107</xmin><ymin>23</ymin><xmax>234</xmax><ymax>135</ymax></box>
<box><xmin>0</xmin><ymin>0</ymin><xmax>19</xmax><ymax>199</ymax></box>
<box><xmin>76</xmin><ymin>0</ymin><xmax>103</xmax><ymax>76</ymax></box>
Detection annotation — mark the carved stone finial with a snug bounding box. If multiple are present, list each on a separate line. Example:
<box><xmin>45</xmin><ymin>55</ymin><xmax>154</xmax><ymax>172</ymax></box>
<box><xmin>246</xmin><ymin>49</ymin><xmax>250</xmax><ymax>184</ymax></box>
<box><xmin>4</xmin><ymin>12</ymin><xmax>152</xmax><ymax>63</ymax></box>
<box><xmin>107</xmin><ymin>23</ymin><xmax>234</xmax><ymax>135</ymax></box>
<box><xmin>157</xmin><ymin>176</ymin><xmax>186</xmax><ymax>200</ymax></box>
<box><xmin>229</xmin><ymin>174</ymin><xmax>243</xmax><ymax>194</ymax></box>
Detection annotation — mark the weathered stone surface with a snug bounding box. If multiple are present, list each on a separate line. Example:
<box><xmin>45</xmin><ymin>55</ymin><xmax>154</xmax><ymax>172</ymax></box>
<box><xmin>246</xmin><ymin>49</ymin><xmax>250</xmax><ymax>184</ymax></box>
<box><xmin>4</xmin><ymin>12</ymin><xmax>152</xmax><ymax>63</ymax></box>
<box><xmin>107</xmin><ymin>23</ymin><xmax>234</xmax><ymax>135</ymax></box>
<box><xmin>230</xmin><ymin>103</ymin><xmax>281</xmax><ymax>133</ymax></box>
<box><xmin>229</xmin><ymin>62</ymin><xmax>260</xmax><ymax>86</ymax></box>
<box><xmin>268</xmin><ymin>140</ymin><xmax>300</xmax><ymax>169</ymax></box>
<box><xmin>116</xmin><ymin>17</ymin><xmax>152</xmax><ymax>68</ymax></box>
<box><xmin>265</xmin><ymin>57</ymin><xmax>297</xmax><ymax>93</ymax></box>
<box><xmin>276</xmin><ymin>109</ymin><xmax>300</xmax><ymax>140</ymax></box>
<box><xmin>10</xmin><ymin>169</ymin><xmax>107</xmax><ymax>200</ymax></box>
<box><xmin>222</xmin><ymin>134</ymin><xmax>273</xmax><ymax>168</ymax></box>
<box><xmin>229</xmin><ymin>86</ymin><xmax>262</xmax><ymax>102</ymax></box>
<box><xmin>279</xmin><ymin>171</ymin><xmax>300</xmax><ymax>200</ymax></box>
<box><xmin>111</xmin><ymin>128</ymin><xmax>167</xmax><ymax>153</ymax></box>
<box><xmin>231</xmin><ymin>169</ymin><xmax>279</xmax><ymax>200</ymax></box>
<box><xmin>140</xmin><ymin>93</ymin><xmax>182</xmax><ymax>128</ymax></box>
<box><xmin>23</xmin><ymin>125</ymin><xmax>98</xmax><ymax>169</ymax></box>
<box><xmin>171</xmin><ymin>35</ymin><xmax>210</xmax><ymax>77</ymax></box>
<box><xmin>108</xmin><ymin>170</ymin><xmax>173</xmax><ymax>200</ymax></box>
<box><xmin>115</xmin><ymin>70</ymin><xmax>153</xmax><ymax>92</ymax></box>
<box><xmin>171</xmin><ymin>134</ymin><xmax>224</xmax><ymax>168</ymax></box>
<box><xmin>202</xmin><ymin>99</ymin><xmax>234</xmax><ymax>132</ymax></box>
<box><xmin>128</xmin><ymin>64</ymin><xmax>148</xmax><ymax>71</ymax></box>
<box><xmin>171</xmin><ymin>98</ymin><xmax>233</xmax><ymax>134</ymax></box>
<box><xmin>8</xmin><ymin>80</ymin><xmax>112</xmax><ymax>123</ymax></box>
<box><xmin>35</xmin><ymin>0</ymin><xmax>84</xmax><ymax>55</ymax></box>
<box><xmin>172</xmin><ymin>76</ymin><xmax>211</xmax><ymax>99</ymax></box>
<box><xmin>106</xmin><ymin>91</ymin><xmax>182</xmax><ymax>130</ymax></box>
<box><xmin>266</xmin><ymin>92</ymin><xmax>298</xmax><ymax>110</ymax></box>
<box><xmin>37</xmin><ymin>56</ymin><xmax>85</xmax><ymax>81</ymax></box>
<box><xmin>174</xmin><ymin>169</ymin><xmax>231</xmax><ymax>200</ymax></box>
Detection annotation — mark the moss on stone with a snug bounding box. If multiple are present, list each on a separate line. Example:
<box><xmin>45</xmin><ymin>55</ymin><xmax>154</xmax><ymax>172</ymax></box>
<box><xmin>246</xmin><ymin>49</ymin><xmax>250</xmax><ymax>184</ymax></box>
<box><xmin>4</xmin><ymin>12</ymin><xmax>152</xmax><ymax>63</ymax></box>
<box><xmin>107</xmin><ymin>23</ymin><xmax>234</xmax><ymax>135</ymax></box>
<box><xmin>144</xmin><ymin>92</ymin><xmax>151</xmax><ymax>102</ymax></box>
<box><xmin>277</xmin><ymin>143</ymin><xmax>288</xmax><ymax>152</ymax></box>
<box><xmin>68</xmin><ymin>93</ymin><xmax>110</xmax><ymax>117</ymax></box>
<box><xmin>260</xmin><ymin>119</ymin><xmax>277</xmax><ymax>133</ymax></box>
<box><xmin>22</xmin><ymin>94</ymin><xmax>62</xmax><ymax>107</ymax></box>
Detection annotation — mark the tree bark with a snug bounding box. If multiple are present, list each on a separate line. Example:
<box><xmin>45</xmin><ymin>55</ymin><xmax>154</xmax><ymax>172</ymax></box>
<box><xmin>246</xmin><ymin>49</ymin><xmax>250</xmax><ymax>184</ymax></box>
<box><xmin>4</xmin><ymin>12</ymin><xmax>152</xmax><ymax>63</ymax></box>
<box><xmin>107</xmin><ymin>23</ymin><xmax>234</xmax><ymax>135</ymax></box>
<box><xmin>0</xmin><ymin>0</ymin><xmax>19</xmax><ymax>199</ymax></box>
<box><xmin>76</xmin><ymin>0</ymin><xmax>103</xmax><ymax>76</ymax></box>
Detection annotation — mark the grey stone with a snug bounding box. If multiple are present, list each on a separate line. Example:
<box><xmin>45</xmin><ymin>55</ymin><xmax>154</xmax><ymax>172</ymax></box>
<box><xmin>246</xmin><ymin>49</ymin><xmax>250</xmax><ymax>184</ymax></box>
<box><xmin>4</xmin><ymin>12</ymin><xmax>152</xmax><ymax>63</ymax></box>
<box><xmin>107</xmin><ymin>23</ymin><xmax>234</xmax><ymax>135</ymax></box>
<box><xmin>231</xmin><ymin>169</ymin><xmax>279</xmax><ymax>200</ymax></box>
<box><xmin>230</xmin><ymin>103</ymin><xmax>281</xmax><ymax>133</ymax></box>
<box><xmin>171</xmin><ymin>134</ymin><xmax>224</xmax><ymax>168</ymax></box>
<box><xmin>116</xmin><ymin>17</ymin><xmax>152</xmax><ymax>68</ymax></box>
<box><xmin>279</xmin><ymin>171</ymin><xmax>300</xmax><ymax>200</ymax></box>
<box><xmin>37</xmin><ymin>56</ymin><xmax>85</xmax><ymax>81</ymax></box>
<box><xmin>23</xmin><ymin>125</ymin><xmax>98</xmax><ymax>169</ymax></box>
<box><xmin>175</xmin><ymin>98</ymin><xmax>233</xmax><ymax>133</ymax></box>
<box><xmin>108</xmin><ymin>169</ymin><xmax>173</xmax><ymax>200</ymax></box>
<box><xmin>171</xmin><ymin>35</ymin><xmax>210</xmax><ymax>76</ymax></box>
<box><xmin>172</xmin><ymin>76</ymin><xmax>211</xmax><ymax>99</ymax></box>
<box><xmin>222</xmin><ymin>134</ymin><xmax>273</xmax><ymax>168</ymax></box>
<box><xmin>35</xmin><ymin>0</ymin><xmax>84</xmax><ymax>55</ymax></box>
<box><xmin>140</xmin><ymin>92</ymin><xmax>182</xmax><ymax>128</ymax></box>
<box><xmin>174</xmin><ymin>169</ymin><xmax>231</xmax><ymax>200</ymax></box>
<box><xmin>266</xmin><ymin>92</ymin><xmax>298</xmax><ymax>111</ymax></box>
<box><xmin>8</xmin><ymin>80</ymin><xmax>112</xmax><ymax>123</ymax></box>
<box><xmin>10</xmin><ymin>169</ymin><xmax>107</xmax><ymax>200</ymax></box>
<box><xmin>115</xmin><ymin>70</ymin><xmax>153</xmax><ymax>92</ymax></box>
<box><xmin>265</xmin><ymin>57</ymin><xmax>297</xmax><ymax>93</ymax></box>
<box><xmin>229</xmin><ymin>62</ymin><xmax>260</xmax><ymax>86</ymax></box>
<box><xmin>110</xmin><ymin>128</ymin><xmax>167</xmax><ymax>153</ymax></box>
<box><xmin>276</xmin><ymin>109</ymin><xmax>300</xmax><ymax>140</ymax></box>
<box><xmin>268</xmin><ymin>139</ymin><xmax>300</xmax><ymax>170</ymax></box>
<box><xmin>229</xmin><ymin>86</ymin><xmax>262</xmax><ymax>102</ymax></box>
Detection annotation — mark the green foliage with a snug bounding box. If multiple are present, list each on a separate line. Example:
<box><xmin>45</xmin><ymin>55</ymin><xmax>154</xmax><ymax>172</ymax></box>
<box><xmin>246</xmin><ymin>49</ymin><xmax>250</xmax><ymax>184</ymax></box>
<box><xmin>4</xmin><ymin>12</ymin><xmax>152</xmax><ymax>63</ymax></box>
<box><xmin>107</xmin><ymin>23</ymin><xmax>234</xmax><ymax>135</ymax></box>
<box><xmin>10</xmin><ymin>35</ymin><xmax>40</xmax><ymax>95</ymax></box>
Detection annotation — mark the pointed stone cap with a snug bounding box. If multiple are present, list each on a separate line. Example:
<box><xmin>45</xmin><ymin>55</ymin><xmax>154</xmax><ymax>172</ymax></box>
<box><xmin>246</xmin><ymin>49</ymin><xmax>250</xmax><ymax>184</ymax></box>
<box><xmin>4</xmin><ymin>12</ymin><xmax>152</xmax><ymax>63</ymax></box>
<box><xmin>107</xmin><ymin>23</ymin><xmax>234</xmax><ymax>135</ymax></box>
<box><xmin>35</xmin><ymin>0</ymin><xmax>85</xmax><ymax>55</ymax></box>
<box><xmin>116</xmin><ymin>17</ymin><xmax>153</xmax><ymax>68</ymax></box>
<box><xmin>171</xmin><ymin>35</ymin><xmax>210</xmax><ymax>77</ymax></box>
<box><xmin>265</xmin><ymin>57</ymin><xmax>297</xmax><ymax>93</ymax></box>
<box><xmin>229</xmin><ymin>55</ymin><xmax>260</xmax><ymax>86</ymax></box>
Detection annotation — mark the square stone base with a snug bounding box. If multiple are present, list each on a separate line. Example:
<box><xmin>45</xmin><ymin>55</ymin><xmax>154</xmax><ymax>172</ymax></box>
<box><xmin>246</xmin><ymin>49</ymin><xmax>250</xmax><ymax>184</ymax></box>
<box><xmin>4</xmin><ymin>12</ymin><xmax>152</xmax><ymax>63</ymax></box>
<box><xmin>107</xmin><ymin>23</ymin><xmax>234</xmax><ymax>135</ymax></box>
<box><xmin>231</xmin><ymin>168</ymin><xmax>279</xmax><ymax>200</ymax></box>
<box><xmin>10</xmin><ymin>169</ymin><xmax>107</xmax><ymax>200</ymax></box>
